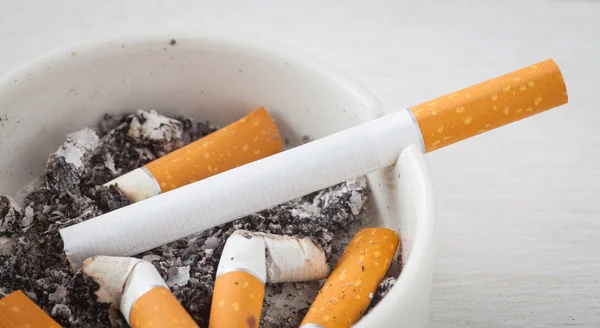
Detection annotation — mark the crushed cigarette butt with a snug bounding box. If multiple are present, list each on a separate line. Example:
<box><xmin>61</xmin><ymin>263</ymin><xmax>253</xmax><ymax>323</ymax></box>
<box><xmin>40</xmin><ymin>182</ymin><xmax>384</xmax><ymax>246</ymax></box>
<box><xmin>210</xmin><ymin>230</ymin><xmax>330</xmax><ymax>328</ymax></box>
<box><xmin>83</xmin><ymin>256</ymin><xmax>198</xmax><ymax>327</ymax></box>
<box><xmin>217</xmin><ymin>230</ymin><xmax>330</xmax><ymax>284</ymax></box>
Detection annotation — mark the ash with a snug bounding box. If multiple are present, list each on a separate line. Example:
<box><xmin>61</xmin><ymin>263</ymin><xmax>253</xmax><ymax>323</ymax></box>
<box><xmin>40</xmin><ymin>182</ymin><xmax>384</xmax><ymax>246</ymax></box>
<box><xmin>366</xmin><ymin>277</ymin><xmax>398</xmax><ymax>314</ymax></box>
<box><xmin>0</xmin><ymin>109</ymin><xmax>382</xmax><ymax>328</ymax></box>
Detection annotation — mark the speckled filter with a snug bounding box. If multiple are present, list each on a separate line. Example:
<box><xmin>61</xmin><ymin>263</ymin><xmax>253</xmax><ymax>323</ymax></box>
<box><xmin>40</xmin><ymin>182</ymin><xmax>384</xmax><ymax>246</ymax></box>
<box><xmin>145</xmin><ymin>106</ymin><xmax>282</xmax><ymax>193</ymax></box>
<box><xmin>209</xmin><ymin>271</ymin><xmax>265</xmax><ymax>328</ymax></box>
<box><xmin>300</xmin><ymin>228</ymin><xmax>400</xmax><ymax>328</ymax></box>
<box><xmin>128</xmin><ymin>287</ymin><xmax>199</xmax><ymax>328</ymax></box>
<box><xmin>0</xmin><ymin>290</ymin><xmax>62</xmax><ymax>328</ymax></box>
<box><xmin>410</xmin><ymin>59</ymin><xmax>568</xmax><ymax>152</ymax></box>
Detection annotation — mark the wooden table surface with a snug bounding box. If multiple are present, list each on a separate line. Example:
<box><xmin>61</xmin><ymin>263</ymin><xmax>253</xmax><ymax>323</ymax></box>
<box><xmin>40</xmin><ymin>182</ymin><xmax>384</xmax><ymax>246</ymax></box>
<box><xmin>1</xmin><ymin>0</ymin><xmax>598</xmax><ymax>326</ymax></box>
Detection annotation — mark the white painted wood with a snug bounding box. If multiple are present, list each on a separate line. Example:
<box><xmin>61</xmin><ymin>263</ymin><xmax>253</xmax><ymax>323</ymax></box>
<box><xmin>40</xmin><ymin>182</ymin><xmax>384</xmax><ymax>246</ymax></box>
<box><xmin>1</xmin><ymin>0</ymin><xmax>598</xmax><ymax>326</ymax></box>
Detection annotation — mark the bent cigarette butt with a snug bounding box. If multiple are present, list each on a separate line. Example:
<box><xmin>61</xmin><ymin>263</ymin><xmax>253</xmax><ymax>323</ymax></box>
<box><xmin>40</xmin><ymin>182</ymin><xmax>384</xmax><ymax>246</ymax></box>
<box><xmin>216</xmin><ymin>230</ymin><xmax>330</xmax><ymax>284</ymax></box>
<box><xmin>209</xmin><ymin>271</ymin><xmax>265</xmax><ymax>328</ymax></box>
<box><xmin>105</xmin><ymin>106</ymin><xmax>282</xmax><ymax>202</ymax></box>
<box><xmin>83</xmin><ymin>256</ymin><xmax>198</xmax><ymax>327</ymax></box>
<box><xmin>300</xmin><ymin>228</ymin><xmax>399</xmax><ymax>328</ymax></box>
<box><xmin>0</xmin><ymin>290</ymin><xmax>62</xmax><ymax>328</ymax></box>
<box><xmin>411</xmin><ymin>58</ymin><xmax>568</xmax><ymax>151</ymax></box>
<box><xmin>210</xmin><ymin>230</ymin><xmax>330</xmax><ymax>328</ymax></box>
<box><xmin>210</xmin><ymin>232</ymin><xmax>266</xmax><ymax>328</ymax></box>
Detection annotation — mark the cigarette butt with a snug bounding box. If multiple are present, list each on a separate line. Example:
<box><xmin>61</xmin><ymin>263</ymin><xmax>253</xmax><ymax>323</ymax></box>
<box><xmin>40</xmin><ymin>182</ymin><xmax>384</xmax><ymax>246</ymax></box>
<box><xmin>300</xmin><ymin>228</ymin><xmax>399</xmax><ymax>328</ymax></box>
<box><xmin>0</xmin><ymin>290</ymin><xmax>62</xmax><ymax>328</ymax></box>
<box><xmin>122</xmin><ymin>261</ymin><xmax>198</xmax><ymax>327</ymax></box>
<box><xmin>410</xmin><ymin>58</ymin><xmax>568</xmax><ymax>151</ymax></box>
<box><xmin>214</xmin><ymin>230</ymin><xmax>330</xmax><ymax>284</ymax></box>
<box><xmin>83</xmin><ymin>256</ymin><xmax>198</xmax><ymax>327</ymax></box>
<box><xmin>210</xmin><ymin>230</ymin><xmax>330</xmax><ymax>328</ymax></box>
<box><xmin>210</xmin><ymin>230</ymin><xmax>266</xmax><ymax>328</ymax></box>
<box><xmin>146</xmin><ymin>106</ymin><xmax>281</xmax><ymax>193</ymax></box>
<box><xmin>105</xmin><ymin>106</ymin><xmax>282</xmax><ymax>202</ymax></box>
<box><xmin>209</xmin><ymin>271</ymin><xmax>265</xmax><ymax>328</ymax></box>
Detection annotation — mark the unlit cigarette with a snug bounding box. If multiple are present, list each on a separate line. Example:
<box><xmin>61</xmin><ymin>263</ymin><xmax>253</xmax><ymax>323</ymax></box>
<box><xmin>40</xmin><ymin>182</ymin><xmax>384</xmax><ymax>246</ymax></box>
<box><xmin>300</xmin><ymin>228</ymin><xmax>400</xmax><ymax>328</ymax></box>
<box><xmin>209</xmin><ymin>230</ymin><xmax>329</xmax><ymax>328</ymax></box>
<box><xmin>83</xmin><ymin>256</ymin><xmax>198</xmax><ymax>328</ymax></box>
<box><xmin>0</xmin><ymin>290</ymin><xmax>62</xmax><ymax>328</ymax></box>
<box><xmin>60</xmin><ymin>59</ymin><xmax>568</xmax><ymax>268</ymax></box>
<box><xmin>104</xmin><ymin>106</ymin><xmax>282</xmax><ymax>202</ymax></box>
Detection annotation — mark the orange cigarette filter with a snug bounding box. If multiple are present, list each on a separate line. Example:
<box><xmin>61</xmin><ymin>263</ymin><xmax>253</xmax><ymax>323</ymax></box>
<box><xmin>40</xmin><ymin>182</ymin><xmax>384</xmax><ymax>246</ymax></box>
<box><xmin>411</xmin><ymin>59</ymin><xmax>568</xmax><ymax>152</ymax></box>
<box><xmin>300</xmin><ymin>228</ymin><xmax>400</xmax><ymax>328</ymax></box>
<box><xmin>146</xmin><ymin>106</ymin><xmax>282</xmax><ymax>193</ymax></box>
<box><xmin>209</xmin><ymin>271</ymin><xmax>265</xmax><ymax>328</ymax></box>
<box><xmin>0</xmin><ymin>290</ymin><xmax>62</xmax><ymax>328</ymax></box>
<box><xmin>129</xmin><ymin>286</ymin><xmax>199</xmax><ymax>328</ymax></box>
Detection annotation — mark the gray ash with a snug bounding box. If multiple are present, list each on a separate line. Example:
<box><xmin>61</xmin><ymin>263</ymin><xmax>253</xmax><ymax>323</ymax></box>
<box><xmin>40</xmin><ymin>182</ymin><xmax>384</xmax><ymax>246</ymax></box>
<box><xmin>366</xmin><ymin>277</ymin><xmax>397</xmax><ymax>314</ymax></box>
<box><xmin>0</xmin><ymin>110</ymin><xmax>215</xmax><ymax>327</ymax></box>
<box><xmin>0</xmin><ymin>109</ymin><xmax>381</xmax><ymax>328</ymax></box>
<box><xmin>0</xmin><ymin>196</ymin><xmax>22</xmax><ymax>236</ymax></box>
<box><xmin>95</xmin><ymin>185</ymin><xmax>131</xmax><ymax>213</ymax></box>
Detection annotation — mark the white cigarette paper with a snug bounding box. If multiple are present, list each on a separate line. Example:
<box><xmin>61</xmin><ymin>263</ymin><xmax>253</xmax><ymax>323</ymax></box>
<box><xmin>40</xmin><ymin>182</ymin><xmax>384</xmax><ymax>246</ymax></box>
<box><xmin>82</xmin><ymin>256</ymin><xmax>169</xmax><ymax>323</ymax></box>
<box><xmin>217</xmin><ymin>230</ymin><xmax>330</xmax><ymax>283</ymax></box>
<box><xmin>262</xmin><ymin>232</ymin><xmax>330</xmax><ymax>283</ymax></box>
<box><xmin>60</xmin><ymin>109</ymin><xmax>423</xmax><ymax>269</ymax></box>
<box><xmin>119</xmin><ymin>260</ymin><xmax>168</xmax><ymax>322</ymax></box>
<box><xmin>216</xmin><ymin>230</ymin><xmax>267</xmax><ymax>282</ymax></box>
<box><xmin>82</xmin><ymin>256</ymin><xmax>142</xmax><ymax>307</ymax></box>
